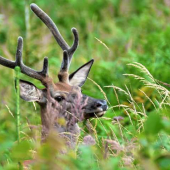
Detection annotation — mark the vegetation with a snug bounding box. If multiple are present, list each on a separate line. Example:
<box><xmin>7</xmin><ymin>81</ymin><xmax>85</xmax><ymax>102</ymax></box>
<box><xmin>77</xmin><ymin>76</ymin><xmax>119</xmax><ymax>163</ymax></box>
<box><xmin>0</xmin><ymin>0</ymin><xmax>170</xmax><ymax>169</ymax></box>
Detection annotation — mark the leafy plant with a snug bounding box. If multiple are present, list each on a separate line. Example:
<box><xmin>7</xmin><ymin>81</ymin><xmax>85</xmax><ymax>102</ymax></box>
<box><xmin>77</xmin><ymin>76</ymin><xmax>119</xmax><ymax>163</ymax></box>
<box><xmin>0</xmin><ymin>0</ymin><xmax>170</xmax><ymax>170</ymax></box>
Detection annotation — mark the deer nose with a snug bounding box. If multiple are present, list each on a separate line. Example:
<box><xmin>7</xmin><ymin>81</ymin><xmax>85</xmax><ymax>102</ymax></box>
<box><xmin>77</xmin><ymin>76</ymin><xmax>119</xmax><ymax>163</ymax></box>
<box><xmin>95</xmin><ymin>100</ymin><xmax>107</xmax><ymax>111</ymax></box>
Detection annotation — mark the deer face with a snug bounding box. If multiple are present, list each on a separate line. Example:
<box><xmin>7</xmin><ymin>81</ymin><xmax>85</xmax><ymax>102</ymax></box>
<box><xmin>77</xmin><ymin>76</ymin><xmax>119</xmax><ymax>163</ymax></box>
<box><xmin>19</xmin><ymin>59</ymin><xmax>107</xmax><ymax>121</ymax></box>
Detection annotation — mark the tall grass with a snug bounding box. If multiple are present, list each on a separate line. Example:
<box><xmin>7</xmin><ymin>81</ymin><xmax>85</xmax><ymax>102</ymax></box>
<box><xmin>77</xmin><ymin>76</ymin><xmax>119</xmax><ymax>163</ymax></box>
<box><xmin>1</xmin><ymin>1</ymin><xmax>170</xmax><ymax>169</ymax></box>
<box><xmin>15</xmin><ymin>66</ymin><xmax>21</xmax><ymax>143</ymax></box>
<box><xmin>1</xmin><ymin>58</ymin><xmax>170</xmax><ymax>170</ymax></box>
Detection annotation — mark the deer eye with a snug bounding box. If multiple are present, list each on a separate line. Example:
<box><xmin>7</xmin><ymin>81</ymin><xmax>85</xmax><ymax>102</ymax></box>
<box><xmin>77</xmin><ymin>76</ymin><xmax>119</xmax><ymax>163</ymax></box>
<box><xmin>54</xmin><ymin>96</ymin><xmax>64</xmax><ymax>102</ymax></box>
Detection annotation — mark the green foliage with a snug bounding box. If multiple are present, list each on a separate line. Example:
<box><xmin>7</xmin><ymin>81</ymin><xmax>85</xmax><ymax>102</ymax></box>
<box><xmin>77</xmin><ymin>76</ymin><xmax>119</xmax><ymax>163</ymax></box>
<box><xmin>10</xmin><ymin>140</ymin><xmax>32</xmax><ymax>161</ymax></box>
<box><xmin>1</xmin><ymin>0</ymin><xmax>170</xmax><ymax>169</ymax></box>
<box><xmin>144</xmin><ymin>113</ymin><xmax>163</xmax><ymax>136</ymax></box>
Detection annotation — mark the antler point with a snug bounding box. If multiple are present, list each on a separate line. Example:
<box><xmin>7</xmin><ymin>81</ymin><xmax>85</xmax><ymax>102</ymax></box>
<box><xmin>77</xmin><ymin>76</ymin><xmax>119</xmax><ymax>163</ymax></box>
<box><xmin>30</xmin><ymin>3</ymin><xmax>39</xmax><ymax>11</ymax></box>
<box><xmin>30</xmin><ymin>3</ymin><xmax>36</xmax><ymax>8</ymax></box>
<box><xmin>18</xmin><ymin>36</ymin><xmax>23</xmax><ymax>41</ymax></box>
<box><xmin>71</xmin><ymin>27</ymin><xmax>76</xmax><ymax>31</ymax></box>
<box><xmin>71</xmin><ymin>28</ymin><xmax>78</xmax><ymax>35</ymax></box>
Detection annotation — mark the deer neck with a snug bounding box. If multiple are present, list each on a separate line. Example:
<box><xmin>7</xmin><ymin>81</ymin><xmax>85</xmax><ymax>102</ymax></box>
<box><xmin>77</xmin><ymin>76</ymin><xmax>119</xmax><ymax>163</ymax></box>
<box><xmin>40</xmin><ymin>103</ymin><xmax>80</xmax><ymax>146</ymax></box>
<box><xmin>40</xmin><ymin>104</ymin><xmax>52</xmax><ymax>141</ymax></box>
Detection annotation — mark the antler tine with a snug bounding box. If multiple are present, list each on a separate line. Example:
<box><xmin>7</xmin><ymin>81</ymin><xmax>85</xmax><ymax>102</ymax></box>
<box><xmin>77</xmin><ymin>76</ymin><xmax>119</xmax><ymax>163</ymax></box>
<box><xmin>30</xmin><ymin>3</ymin><xmax>69</xmax><ymax>50</ymax></box>
<box><xmin>17</xmin><ymin>38</ymin><xmax>49</xmax><ymax>83</ymax></box>
<box><xmin>0</xmin><ymin>36</ymin><xmax>49</xmax><ymax>85</ymax></box>
<box><xmin>15</xmin><ymin>36</ymin><xmax>23</xmax><ymax>66</ymax></box>
<box><xmin>30</xmin><ymin>3</ymin><xmax>79</xmax><ymax>65</ymax></box>
<box><xmin>69</xmin><ymin>28</ymin><xmax>79</xmax><ymax>60</ymax></box>
<box><xmin>15</xmin><ymin>37</ymin><xmax>49</xmax><ymax>82</ymax></box>
<box><xmin>40</xmin><ymin>57</ymin><xmax>49</xmax><ymax>76</ymax></box>
<box><xmin>60</xmin><ymin>50</ymin><xmax>69</xmax><ymax>72</ymax></box>
<box><xmin>0</xmin><ymin>37</ymin><xmax>22</xmax><ymax>69</ymax></box>
<box><xmin>58</xmin><ymin>50</ymin><xmax>69</xmax><ymax>83</ymax></box>
<box><xmin>21</xmin><ymin>57</ymin><xmax>49</xmax><ymax>81</ymax></box>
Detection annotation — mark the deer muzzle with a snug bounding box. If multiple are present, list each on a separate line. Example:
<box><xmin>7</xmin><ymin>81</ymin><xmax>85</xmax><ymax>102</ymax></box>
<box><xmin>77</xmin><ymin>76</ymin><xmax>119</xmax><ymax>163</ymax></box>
<box><xmin>83</xmin><ymin>95</ymin><xmax>108</xmax><ymax>119</ymax></box>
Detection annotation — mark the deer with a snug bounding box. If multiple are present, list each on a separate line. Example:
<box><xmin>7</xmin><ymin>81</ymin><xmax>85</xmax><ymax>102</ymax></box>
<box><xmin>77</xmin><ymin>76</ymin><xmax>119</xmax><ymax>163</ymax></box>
<box><xmin>0</xmin><ymin>3</ymin><xmax>108</xmax><ymax>147</ymax></box>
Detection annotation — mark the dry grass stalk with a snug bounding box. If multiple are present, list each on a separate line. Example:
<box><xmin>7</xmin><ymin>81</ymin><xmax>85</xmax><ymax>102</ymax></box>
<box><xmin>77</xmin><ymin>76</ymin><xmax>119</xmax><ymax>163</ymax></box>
<box><xmin>94</xmin><ymin>37</ymin><xmax>110</xmax><ymax>52</ymax></box>
<box><xmin>88</xmin><ymin>77</ymin><xmax>110</xmax><ymax>105</ymax></box>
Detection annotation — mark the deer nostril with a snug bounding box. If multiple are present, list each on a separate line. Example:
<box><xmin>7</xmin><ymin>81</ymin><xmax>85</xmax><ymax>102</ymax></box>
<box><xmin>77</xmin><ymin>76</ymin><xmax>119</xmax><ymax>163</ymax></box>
<box><xmin>96</xmin><ymin>102</ymin><xmax>103</xmax><ymax>108</ymax></box>
<box><xmin>95</xmin><ymin>100</ymin><xmax>108</xmax><ymax>111</ymax></box>
<box><xmin>92</xmin><ymin>100</ymin><xmax>108</xmax><ymax>110</ymax></box>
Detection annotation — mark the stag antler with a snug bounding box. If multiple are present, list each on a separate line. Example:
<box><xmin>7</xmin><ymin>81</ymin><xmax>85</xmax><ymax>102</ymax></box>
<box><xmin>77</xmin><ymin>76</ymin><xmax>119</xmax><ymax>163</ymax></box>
<box><xmin>30</xmin><ymin>3</ymin><xmax>79</xmax><ymax>83</ymax></box>
<box><xmin>30</xmin><ymin>3</ymin><xmax>79</xmax><ymax>66</ymax></box>
<box><xmin>0</xmin><ymin>4</ymin><xmax>79</xmax><ymax>85</ymax></box>
<box><xmin>0</xmin><ymin>37</ymin><xmax>49</xmax><ymax>84</ymax></box>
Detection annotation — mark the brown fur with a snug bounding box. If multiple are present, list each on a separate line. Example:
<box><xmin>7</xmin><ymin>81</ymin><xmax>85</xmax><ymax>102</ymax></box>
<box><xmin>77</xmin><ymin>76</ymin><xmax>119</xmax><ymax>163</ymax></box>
<box><xmin>58</xmin><ymin>72</ymin><xmax>69</xmax><ymax>83</ymax></box>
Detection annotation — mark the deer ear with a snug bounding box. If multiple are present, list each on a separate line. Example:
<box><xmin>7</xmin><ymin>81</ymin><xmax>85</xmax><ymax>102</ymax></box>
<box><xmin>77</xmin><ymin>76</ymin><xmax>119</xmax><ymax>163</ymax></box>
<box><xmin>19</xmin><ymin>80</ymin><xmax>45</xmax><ymax>103</ymax></box>
<box><xmin>69</xmin><ymin>59</ymin><xmax>94</xmax><ymax>87</ymax></box>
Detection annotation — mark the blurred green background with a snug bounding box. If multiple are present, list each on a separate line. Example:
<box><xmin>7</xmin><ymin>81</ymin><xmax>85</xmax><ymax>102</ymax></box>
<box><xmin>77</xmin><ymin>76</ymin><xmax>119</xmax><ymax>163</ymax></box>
<box><xmin>1</xmin><ymin>0</ymin><xmax>170</xmax><ymax>169</ymax></box>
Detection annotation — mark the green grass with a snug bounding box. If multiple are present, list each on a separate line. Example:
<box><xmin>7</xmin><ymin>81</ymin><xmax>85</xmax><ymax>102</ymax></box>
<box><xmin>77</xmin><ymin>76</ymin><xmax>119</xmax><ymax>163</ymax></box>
<box><xmin>1</xmin><ymin>0</ymin><xmax>170</xmax><ymax>169</ymax></box>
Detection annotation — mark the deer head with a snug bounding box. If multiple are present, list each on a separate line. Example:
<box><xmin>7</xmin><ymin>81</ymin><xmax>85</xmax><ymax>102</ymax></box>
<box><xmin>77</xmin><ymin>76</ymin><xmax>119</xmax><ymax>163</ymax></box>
<box><xmin>0</xmin><ymin>4</ymin><xmax>108</xmax><ymax>145</ymax></box>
